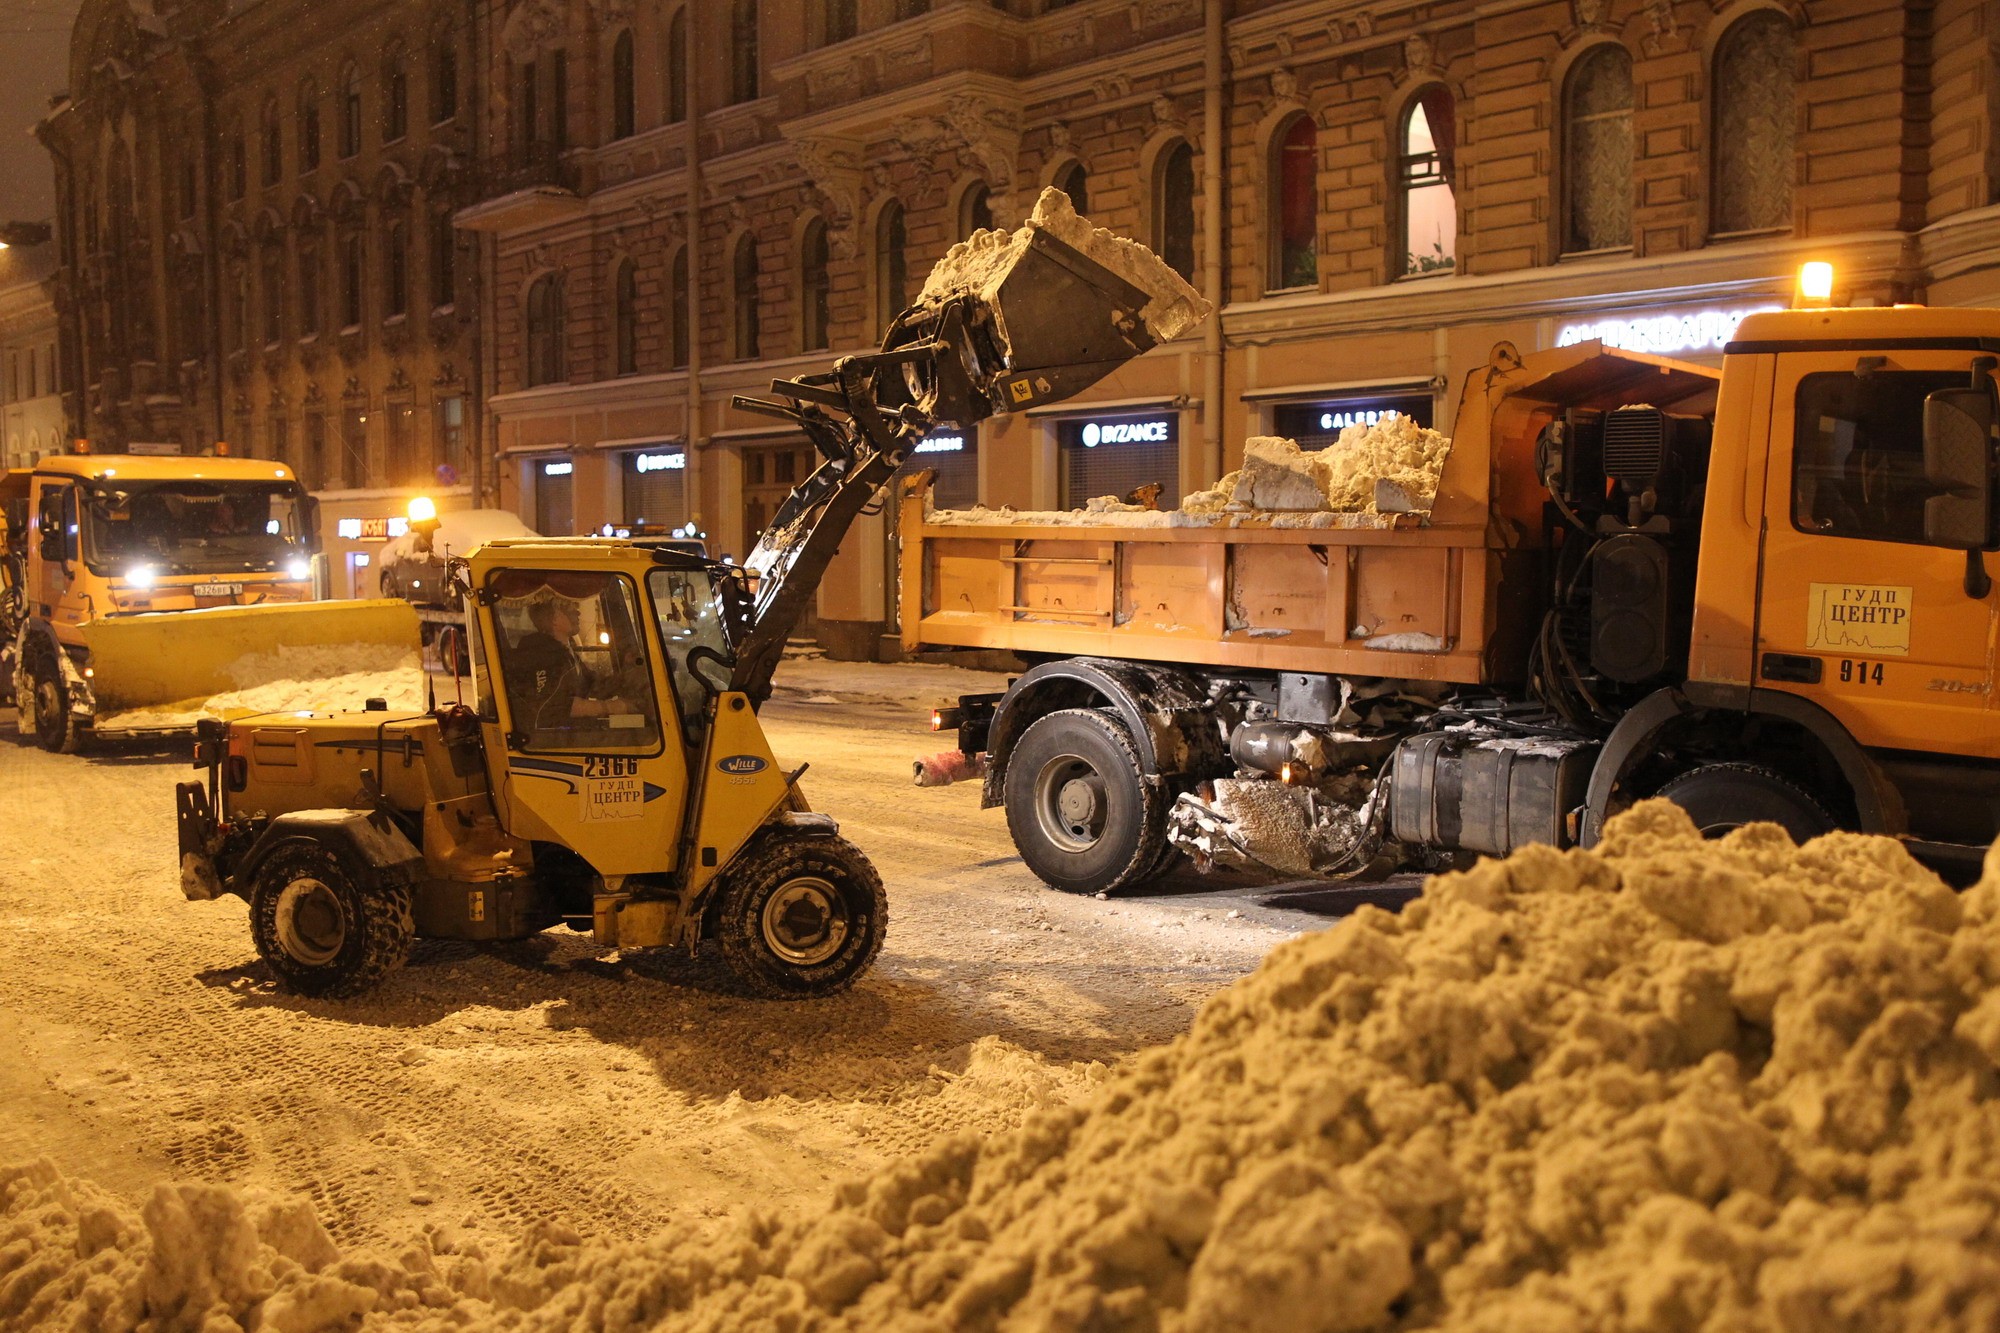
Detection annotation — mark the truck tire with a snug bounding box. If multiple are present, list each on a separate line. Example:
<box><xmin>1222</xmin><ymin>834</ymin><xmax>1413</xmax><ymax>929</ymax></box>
<box><xmin>248</xmin><ymin>839</ymin><xmax>414</xmax><ymax>998</ymax></box>
<box><xmin>24</xmin><ymin>642</ymin><xmax>79</xmax><ymax>754</ymax></box>
<box><xmin>1654</xmin><ymin>763</ymin><xmax>1835</xmax><ymax>843</ymax></box>
<box><xmin>712</xmin><ymin>832</ymin><xmax>887</xmax><ymax>999</ymax></box>
<box><xmin>1004</xmin><ymin>708</ymin><xmax>1167</xmax><ymax>896</ymax></box>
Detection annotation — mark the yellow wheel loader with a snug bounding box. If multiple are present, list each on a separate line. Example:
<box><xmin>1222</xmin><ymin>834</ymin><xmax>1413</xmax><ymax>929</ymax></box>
<box><xmin>174</xmin><ymin>206</ymin><xmax>1207</xmax><ymax>998</ymax></box>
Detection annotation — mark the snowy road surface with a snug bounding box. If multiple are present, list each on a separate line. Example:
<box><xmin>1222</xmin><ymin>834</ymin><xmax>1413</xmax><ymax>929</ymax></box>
<box><xmin>0</xmin><ymin>656</ymin><xmax>1387</xmax><ymax>1252</ymax></box>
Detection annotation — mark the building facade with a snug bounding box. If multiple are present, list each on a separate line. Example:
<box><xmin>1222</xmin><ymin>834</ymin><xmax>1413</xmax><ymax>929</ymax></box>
<box><xmin>461</xmin><ymin>0</ymin><xmax>2000</xmax><ymax>659</ymax></box>
<box><xmin>41</xmin><ymin>0</ymin><xmax>485</xmax><ymax>596</ymax></box>
<box><xmin>0</xmin><ymin>241</ymin><xmax>65</xmax><ymax>469</ymax></box>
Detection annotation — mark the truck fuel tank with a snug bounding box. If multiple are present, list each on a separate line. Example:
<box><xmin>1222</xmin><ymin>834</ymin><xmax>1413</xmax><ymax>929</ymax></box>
<box><xmin>1388</xmin><ymin>732</ymin><xmax>1598</xmax><ymax>858</ymax></box>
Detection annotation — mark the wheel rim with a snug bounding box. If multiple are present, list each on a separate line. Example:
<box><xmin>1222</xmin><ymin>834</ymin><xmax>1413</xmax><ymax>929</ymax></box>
<box><xmin>33</xmin><ymin>676</ymin><xmax>61</xmax><ymax>739</ymax></box>
<box><xmin>760</xmin><ymin>875</ymin><xmax>849</xmax><ymax>967</ymax></box>
<box><xmin>275</xmin><ymin>877</ymin><xmax>348</xmax><ymax>965</ymax></box>
<box><xmin>1033</xmin><ymin>751</ymin><xmax>1108</xmax><ymax>854</ymax></box>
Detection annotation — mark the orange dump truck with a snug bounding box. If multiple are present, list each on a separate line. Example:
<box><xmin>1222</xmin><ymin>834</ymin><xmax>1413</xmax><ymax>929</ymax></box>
<box><xmin>903</xmin><ymin>307</ymin><xmax>2000</xmax><ymax>893</ymax></box>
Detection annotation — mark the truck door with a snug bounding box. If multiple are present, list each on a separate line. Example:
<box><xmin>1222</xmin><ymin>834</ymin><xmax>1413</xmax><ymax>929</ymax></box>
<box><xmin>477</xmin><ymin>567</ymin><xmax>691</xmax><ymax>876</ymax></box>
<box><xmin>32</xmin><ymin>481</ymin><xmax>79</xmax><ymax>624</ymax></box>
<box><xmin>1758</xmin><ymin>352</ymin><xmax>1999</xmax><ymax>757</ymax></box>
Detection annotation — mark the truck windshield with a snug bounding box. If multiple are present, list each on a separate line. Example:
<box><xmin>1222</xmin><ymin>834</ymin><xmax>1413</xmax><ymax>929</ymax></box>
<box><xmin>83</xmin><ymin>481</ymin><xmax>311</xmax><ymax>574</ymax></box>
<box><xmin>647</xmin><ymin>566</ymin><xmax>734</xmax><ymax>743</ymax></box>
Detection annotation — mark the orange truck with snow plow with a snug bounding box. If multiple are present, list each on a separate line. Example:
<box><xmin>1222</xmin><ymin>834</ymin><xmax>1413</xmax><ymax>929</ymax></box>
<box><xmin>904</xmin><ymin>304</ymin><xmax>2000</xmax><ymax>893</ymax></box>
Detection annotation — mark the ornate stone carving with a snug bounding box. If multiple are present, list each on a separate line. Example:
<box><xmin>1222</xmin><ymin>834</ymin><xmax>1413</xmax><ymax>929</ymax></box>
<box><xmin>1269</xmin><ymin>68</ymin><xmax>1301</xmax><ymax>107</ymax></box>
<box><xmin>1641</xmin><ymin>0</ymin><xmax>1684</xmax><ymax>55</ymax></box>
<box><xmin>586</xmin><ymin>0</ymin><xmax>633</xmax><ymax>23</ymax></box>
<box><xmin>1049</xmin><ymin>124</ymin><xmax>1073</xmax><ymax>153</ymax></box>
<box><xmin>502</xmin><ymin>0</ymin><xmax>566</xmax><ymax>62</ymax></box>
<box><xmin>1150</xmin><ymin>94</ymin><xmax>1186</xmax><ymax>131</ymax></box>
<box><xmin>785</xmin><ymin>132</ymin><xmax>864</xmax><ymax>258</ymax></box>
<box><xmin>1132</xmin><ymin>0</ymin><xmax>1199</xmax><ymax>25</ymax></box>
<box><xmin>1572</xmin><ymin>0</ymin><xmax>1608</xmax><ymax>26</ymax></box>
<box><xmin>1350</xmin><ymin>10</ymin><xmax>1376</xmax><ymax>39</ymax></box>
<box><xmin>1404</xmin><ymin>32</ymin><xmax>1435</xmax><ymax>73</ymax></box>
<box><xmin>1090</xmin><ymin>73</ymin><xmax>1132</xmax><ymax>102</ymax></box>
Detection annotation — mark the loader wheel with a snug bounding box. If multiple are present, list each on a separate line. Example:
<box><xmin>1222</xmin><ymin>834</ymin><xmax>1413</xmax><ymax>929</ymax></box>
<box><xmin>1655</xmin><ymin>763</ymin><xmax>1836</xmax><ymax>844</ymax></box>
<box><xmin>25</xmin><ymin>643</ymin><xmax>78</xmax><ymax>754</ymax></box>
<box><xmin>248</xmin><ymin>840</ymin><xmax>414</xmax><ymax>998</ymax></box>
<box><xmin>1004</xmin><ymin>708</ymin><xmax>1167</xmax><ymax>896</ymax></box>
<box><xmin>712</xmin><ymin>833</ymin><xmax>886</xmax><ymax>999</ymax></box>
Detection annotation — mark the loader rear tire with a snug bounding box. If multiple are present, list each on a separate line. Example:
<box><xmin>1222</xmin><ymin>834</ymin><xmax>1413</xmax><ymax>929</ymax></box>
<box><xmin>24</xmin><ymin>643</ymin><xmax>79</xmax><ymax>754</ymax></box>
<box><xmin>248</xmin><ymin>840</ymin><xmax>414</xmax><ymax>998</ymax></box>
<box><xmin>712</xmin><ymin>833</ymin><xmax>886</xmax><ymax>999</ymax></box>
<box><xmin>1004</xmin><ymin>708</ymin><xmax>1167</xmax><ymax>896</ymax></box>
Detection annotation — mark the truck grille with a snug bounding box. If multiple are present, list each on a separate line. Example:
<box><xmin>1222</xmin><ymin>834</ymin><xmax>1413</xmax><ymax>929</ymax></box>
<box><xmin>1603</xmin><ymin>407</ymin><xmax>1665</xmax><ymax>487</ymax></box>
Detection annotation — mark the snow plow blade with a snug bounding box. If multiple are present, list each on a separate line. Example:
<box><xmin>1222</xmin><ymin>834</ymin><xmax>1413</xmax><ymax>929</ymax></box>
<box><xmin>81</xmin><ymin>599</ymin><xmax>421</xmax><ymax>715</ymax></box>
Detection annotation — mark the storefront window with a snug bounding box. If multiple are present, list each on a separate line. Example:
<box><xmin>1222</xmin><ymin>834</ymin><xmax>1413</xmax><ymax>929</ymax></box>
<box><xmin>535</xmin><ymin>458</ymin><xmax>574</xmax><ymax>535</ymax></box>
<box><xmin>622</xmin><ymin>448</ymin><xmax>687</xmax><ymax>528</ymax></box>
<box><xmin>912</xmin><ymin>429</ymin><xmax>978</xmax><ymax>508</ymax></box>
<box><xmin>1270</xmin><ymin>395</ymin><xmax>1434</xmax><ymax>451</ymax></box>
<box><xmin>1058</xmin><ymin>415</ymin><xmax>1179</xmax><ymax>509</ymax></box>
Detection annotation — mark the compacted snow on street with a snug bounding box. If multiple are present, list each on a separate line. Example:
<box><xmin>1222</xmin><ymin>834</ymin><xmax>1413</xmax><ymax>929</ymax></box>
<box><xmin>0</xmin><ymin>654</ymin><xmax>1321</xmax><ymax>1253</ymax></box>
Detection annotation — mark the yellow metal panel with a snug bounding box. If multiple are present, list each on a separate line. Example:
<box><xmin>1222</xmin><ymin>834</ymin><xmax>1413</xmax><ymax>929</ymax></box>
<box><xmin>686</xmin><ymin>693</ymin><xmax>793</xmax><ymax>898</ymax></box>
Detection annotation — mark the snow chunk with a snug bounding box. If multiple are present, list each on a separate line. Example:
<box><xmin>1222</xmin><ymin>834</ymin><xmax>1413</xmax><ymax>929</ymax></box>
<box><xmin>96</xmin><ymin>642</ymin><xmax>425</xmax><ymax>729</ymax></box>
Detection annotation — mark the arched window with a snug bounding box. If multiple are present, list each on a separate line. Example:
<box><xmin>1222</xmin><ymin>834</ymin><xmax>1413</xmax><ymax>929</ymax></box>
<box><xmin>614</xmin><ymin>258</ymin><xmax>639</xmax><ymax>374</ymax></box>
<box><xmin>432</xmin><ymin>34</ymin><xmax>459</xmax><ymax>124</ymax></box>
<box><xmin>229</xmin><ymin>262</ymin><xmax>249</xmax><ymax>353</ymax></box>
<box><xmin>515</xmin><ymin>59</ymin><xmax>539</xmax><ymax>153</ymax></box>
<box><xmin>1398</xmin><ymin>89</ymin><xmax>1456</xmax><ymax>277</ymax></box>
<box><xmin>1153</xmin><ymin>140</ymin><xmax>1195</xmax><ymax>281</ymax></box>
<box><xmin>875</xmin><ymin>200</ymin><xmax>908</xmax><ymax>332</ymax></box>
<box><xmin>730</xmin><ymin>0</ymin><xmax>759</xmax><ymax>105</ymax></box>
<box><xmin>339</xmin><ymin>63</ymin><xmax>363</xmax><ymax>158</ymax></box>
<box><xmin>550</xmin><ymin>49</ymin><xmax>570</xmax><ymax>152</ymax></box>
<box><xmin>430</xmin><ymin>213</ymin><xmax>455</xmax><ymax>309</ymax></box>
<box><xmin>959</xmin><ymin>182</ymin><xmax>993</xmax><ymax>235</ymax></box>
<box><xmin>818</xmin><ymin>0</ymin><xmax>858</xmax><ymax>46</ymax></box>
<box><xmin>1053</xmin><ymin>159</ymin><xmax>1088</xmax><ymax>213</ymax></box>
<box><xmin>298</xmin><ymin>240</ymin><xmax>321</xmax><ymax>335</ymax></box>
<box><xmin>340</xmin><ymin>232</ymin><xmax>364</xmax><ymax>328</ymax></box>
<box><xmin>1712</xmin><ymin>12</ymin><xmax>1795</xmax><ymax>235</ymax></box>
<box><xmin>384</xmin><ymin>220</ymin><xmax>408</xmax><ymax>319</ymax></box>
<box><xmin>667</xmin><ymin>9</ymin><xmax>687</xmax><ymax>123</ymax></box>
<box><xmin>526</xmin><ymin>272</ymin><xmax>566</xmax><ymax>385</ymax></box>
<box><xmin>800</xmin><ymin>218</ymin><xmax>830</xmax><ymax>352</ymax></box>
<box><xmin>261</xmin><ymin>97</ymin><xmax>283</xmax><ymax>185</ymax></box>
<box><xmin>733</xmin><ymin>233</ymin><xmax>761</xmax><ymax>359</ymax></box>
<box><xmin>611</xmin><ymin>30</ymin><xmax>636</xmax><ymax>140</ymax></box>
<box><xmin>383</xmin><ymin>48</ymin><xmax>409</xmax><ymax>143</ymax></box>
<box><xmin>1563</xmin><ymin>47</ymin><xmax>1632</xmax><ymax>253</ymax></box>
<box><xmin>1270</xmin><ymin>114</ymin><xmax>1316</xmax><ymax>289</ymax></box>
<box><xmin>261</xmin><ymin>246</ymin><xmax>284</xmax><ymax>345</ymax></box>
<box><xmin>227</xmin><ymin>125</ymin><xmax>247</xmax><ymax>201</ymax></box>
<box><xmin>298</xmin><ymin>82</ymin><xmax>321</xmax><ymax>173</ymax></box>
<box><xmin>669</xmin><ymin>245</ymin><xmax>689</xmax><ymax>368</ymax></box>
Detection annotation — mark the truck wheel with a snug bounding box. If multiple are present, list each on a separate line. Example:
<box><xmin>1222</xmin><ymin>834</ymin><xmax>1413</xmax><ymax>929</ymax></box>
<box><xmin>1004</xmin><ymin>708</ymin><xmax>1167</xmax><ymax>895</ymax></box>
<box><xmin>713</xmin><ymin>833</ymin><xmax>886</xmax><ymax>999</ymax></box>
<box><xmin>1655</xmin><ymin>763</ymin><xmax>1836</xmax><ymax>843</ymax></box>
<box><xmin>248</xmin><ymin>840</ymin><xmax>414</xmax><ymax>998</ymax></box>
<box><xmin>24</xmin><ymin>643</ymin><xmax>78</xmax><ymax>754</ymax></box>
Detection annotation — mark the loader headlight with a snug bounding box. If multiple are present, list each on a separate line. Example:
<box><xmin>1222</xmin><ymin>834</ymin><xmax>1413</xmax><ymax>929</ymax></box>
<box><xmin>285</xmin><ymin>557</ymin><xmax>312</xmax><ymax>581</ymax></box>
<box><xmin>126</xmin><ymin>564</ymin><xmax>157</xmax><ymax>589</ymax></box>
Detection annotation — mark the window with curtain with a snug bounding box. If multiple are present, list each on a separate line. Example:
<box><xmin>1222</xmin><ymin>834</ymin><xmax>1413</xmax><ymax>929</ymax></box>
<box><xmin>1053</xmin><ymin>159</ymin><xmax>1088</xmax><ymax>213</ymax></box>
<box><xmin>341</xmin><ymin>232</ymin><xmax>364</xmax><ymax>328</ymax></box>
<box><xmin>1712</xmin><ymin>12</ymin><xmax>1795</xmax><ymax>235</ymax></box>
<box><xmin>669</xmin><ymin>247</ymin><xmax>689</xmax><ymax>368</ymax></box>
<box><xmin>430</xmin><ymin>213</ymin><xmax>455</xmax><ymax>309</ymax></box>
<box><xmin>667</xmin><ymin>9</ymin><xmax>687</xmax><ymax>123</ymax></box>
<box><xmin>614</xmin><ymin>259</ymin><xmax>639</xmax><ymax>375</ymax></box>
<box><xmin>1271</xmin><ymin>113</ymin><xmax>1316</xmax><ymax>289</ymax></box>
<box><xmin>298</xmin><ymin>82</ymin><xmax>321</xmax><ymax>173</ymax></box>
<box><xmin>1399</xmin><ymin>88</ymin><xmax>1456</xmax><ymax>276</ymax></box>
<box><xmin>262</xmin><ymin>97</ymin><xmax>283</xmax><ymax>185</ymax></box>
<box><xmin>733</xmin><ymin>234</ymin><xmax>761</xmax><ymax>359</ymax></box>
<box><xmin>526</xmin><ymin>272</ymin><xmax>566</xmax><ymax>385</ymax></box>
<box><xmin>384</xmin><ymin>220</ymin><xmax>408</xmax><ymax>319</ymax></box>
<box><xmin>1154</xmin><ymin>140</ymin><xmax>1195</xmax><ymax>280</ymax></box>
<box><xmin>298</xmin><ymin>241</ymin><xmax>321</xmax><ymax>335</ymax></box>
<box><xmin>875</xmin><ymin>200</ymin><xmax>908</xmax><ymax>332</ymax></box>
<box><xmin>1563</xmin><ymin>45</ymin><xmax>1633</xmax><ymax>253</ymax></box>
<box><xmin>551</xmin><ymin>50</ymin><xmax>570</xmax><ymax>152</ymax></box>
<box><xmin>801</xmin><ymin>218</ymin><xmax>830</xmax><ymax>352</ymax></box>
<box><xmin>432</xmin><ymin>35</ymin><xmax>459</xmax><ymax>123</ymax></box>
<box><xmin>339</xmin><ymin>63</ymin><xmax>362</xmax><ymax>158</ymax></box>
<box><xmin>730</xmin><ymin>0</ymin><xmax>759</xmax><ymax>104</ymax></box>
<box><xmin>611</xmin><ymin>30</ymin><xmax>636</xmax><ymax>140</ymax></box>
<box><xmin>383</xmin><ymin>48</ymin><xmax>409</xmax><ymax>143</ymax></box>
<box><xmin>959</xmin><ymin>182</ymin><xmax>993</xmax><ymax>235</ymax></box>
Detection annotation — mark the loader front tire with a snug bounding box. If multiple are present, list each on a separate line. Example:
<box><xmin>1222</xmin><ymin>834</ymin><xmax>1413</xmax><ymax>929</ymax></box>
<box><xmin>24</xmin><ymin>643</ymin><xmax>79</xmax><ymax>754</ymax></box>
<box><xmin>712</xmin><ymin>833</ymin><xmax>886</xmax><ymax>999</ymax></box>
<box><xmin>249</xmin><ymin>840</ymin><xmax>414</xmax><ymax>998</ymax></box>
<box><xmin>1004</xmin><ymin>708</ymin><xmax>1167</xmax><ymax>896</ymax></box>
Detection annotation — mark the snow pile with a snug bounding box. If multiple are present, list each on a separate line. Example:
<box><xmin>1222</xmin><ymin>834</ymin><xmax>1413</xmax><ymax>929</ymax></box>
<box><xmin>919</xmin><ymin>187</ymin><xmax>1211</xmax><ymax>345</ymax></box>
<box><xmin>11</xmin><ymin>803</ymin><xmax>2000</xmax><ymax>1331</ymax></box>
<box><xmin>98</xmin><ymin>643</ymin><xmax>426</xmax><ymax>730</ymax></box>
<box><xmin>378</xmin><ymin>509</ymin><xmax>537</xmax><ymax>572</ymax></box>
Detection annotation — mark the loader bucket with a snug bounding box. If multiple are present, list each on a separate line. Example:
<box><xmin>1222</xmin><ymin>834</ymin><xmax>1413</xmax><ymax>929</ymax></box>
<box><xmin>80</xmin><ymin>598</ymin><xmax>421</xmax><ymax>715</ymax></box>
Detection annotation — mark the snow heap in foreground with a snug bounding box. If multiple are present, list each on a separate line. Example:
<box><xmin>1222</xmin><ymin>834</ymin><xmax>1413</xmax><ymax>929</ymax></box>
<box><xmin>97</xmin><ymin>642</ymin><xmax>427</xmax><ymax>730</ymax></box>
<box><xmin>927</xmin><ymin>418</ymin><xmax>1454</xmax><ymax>532</ymax></box>
<box><xmin>9</xmin><ymin>802</ymin><xmax>2000</xmax><ymax>1332</ymax></box>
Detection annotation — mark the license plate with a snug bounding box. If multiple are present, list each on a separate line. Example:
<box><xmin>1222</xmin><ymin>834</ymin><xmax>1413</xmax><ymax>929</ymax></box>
<box><xmin>192</xmin><ymin>583</ymin><xmax>242</xmax><ymax>597</ymax></box>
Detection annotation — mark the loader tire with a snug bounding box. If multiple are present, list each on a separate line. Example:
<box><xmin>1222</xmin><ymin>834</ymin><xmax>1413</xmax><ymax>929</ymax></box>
<box><xmin>1655</xmin><ymin>763</ymin><xmax>1836</xmax><ymax>844</ymax></box>
<box><xmin>24</xmin><ymin>642</ymin><xmax>79</xmax><ymax>754</ymax></box>
<box><xmin>248</xmin><ymin>840</ymin><xmax>414</xmax><ymax>998</ymax></box>
<box><xmin>1004</xmin><ymin>708</ymin><xmax>1167</xmax><ymax>896</ymax></box>
<box><xmin>712</xmin><ymin>832</ymin><xmax>886</xmax><ymax>999</ymax></box>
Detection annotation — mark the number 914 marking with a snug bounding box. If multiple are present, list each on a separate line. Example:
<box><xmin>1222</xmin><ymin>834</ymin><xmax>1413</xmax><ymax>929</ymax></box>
<box><xmin>1839</xmin><ymin>659</ymin><xmax>1885</xmax><ymax>686</ymax></box>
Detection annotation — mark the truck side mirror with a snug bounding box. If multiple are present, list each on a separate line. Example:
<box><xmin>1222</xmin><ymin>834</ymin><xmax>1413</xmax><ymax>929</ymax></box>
<box><xmin>299</xmin><ymin>494</ymin><xmax>323</xmax><ymax>553</ymax></box>
<box><xmin>1923</xmin><ymin>387</ymin><xmax>1996</xmax><ymax>549</ymax></box>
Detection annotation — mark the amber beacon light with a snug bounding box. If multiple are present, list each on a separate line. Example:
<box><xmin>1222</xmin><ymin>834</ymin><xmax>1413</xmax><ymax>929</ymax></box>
<box><xmin>1796</xmin><ymin>261</ymin><xmax>1835</xmax><ymax>308</ymax></box>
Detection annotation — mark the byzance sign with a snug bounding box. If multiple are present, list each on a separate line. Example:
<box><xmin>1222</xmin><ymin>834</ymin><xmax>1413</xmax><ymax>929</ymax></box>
<box><xmin>1804</xmin><ymin>582</ymin><xmax>1913</xmax><ymax>657</ymax></box>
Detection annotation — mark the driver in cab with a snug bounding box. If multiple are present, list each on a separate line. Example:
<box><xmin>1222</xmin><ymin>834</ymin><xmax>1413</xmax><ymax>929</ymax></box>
<box><xmin>508</xmin><ymin>597</ymin><xmax>640</xmax><ymax>735</ymax></box>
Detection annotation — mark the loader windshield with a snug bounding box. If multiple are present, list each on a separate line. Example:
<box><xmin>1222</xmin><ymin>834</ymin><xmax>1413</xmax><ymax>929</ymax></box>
<box><xmin>647</xmin><ymin>566</ymin><xmax>734</xmax><ymax>742</ymax></box>
<box><xmin>83</xmin><ymin>480</ymin><xmax>313</xmax><ymax>576</ymax></box>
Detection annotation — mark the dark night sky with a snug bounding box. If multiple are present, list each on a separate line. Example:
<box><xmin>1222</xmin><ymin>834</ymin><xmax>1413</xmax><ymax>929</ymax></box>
<box><xmin>0</xmin><ymin>0</ymin><xmax>83</xmax><ymax>225</ymax></box>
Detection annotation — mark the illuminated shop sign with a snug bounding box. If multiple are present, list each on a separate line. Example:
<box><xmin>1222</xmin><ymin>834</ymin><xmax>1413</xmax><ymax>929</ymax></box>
<box><xmin>913</xmin><ymin>434</ymin><xmax>965</xmax><ymax>455</ymax></box>
<box><xmin>335</xmin><ymin>516</ymin><xmax>410</xmax><ymax>541</ymax></box>
<box><xmin>1271</xmin><ymin>393</ymin><xmax>1434</xmax><ymax>448</ymax></box>
<box><xmin>634</xmin><ymin>451</ymin><xmax>685</xmax><ymax>472</ymax></box>
<box><xmin>1555</xmin><ymin>305</ymin><xmax>1784</xmax><ymax>356</ymax></box>
<box><xmin>1077</xmin><ymin>418</ymin><xmax>1173</xmax><ymax>447</ymax></box>
<box><xmin>542</xmin><ymin>460</ymin><xmax>574</xmax><ymax>476</ymax></box>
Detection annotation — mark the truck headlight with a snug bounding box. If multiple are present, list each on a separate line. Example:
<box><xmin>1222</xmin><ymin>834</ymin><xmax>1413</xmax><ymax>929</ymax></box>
<box><xmin>285</xmin><ymin>558</ymin><xmax>312</xmax><ymax>581</ymax></box>
<box><xmin>127</xmin><ymin>565</ymin><xmax>157</xmax><ymax>589</ymax></box>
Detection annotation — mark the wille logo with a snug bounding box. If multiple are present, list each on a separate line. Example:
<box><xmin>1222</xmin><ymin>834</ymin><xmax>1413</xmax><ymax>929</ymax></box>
<box><xmin>717</xmin><ymin>754</ymin><xmax>768</xmax><ymax>775</ymax></box>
